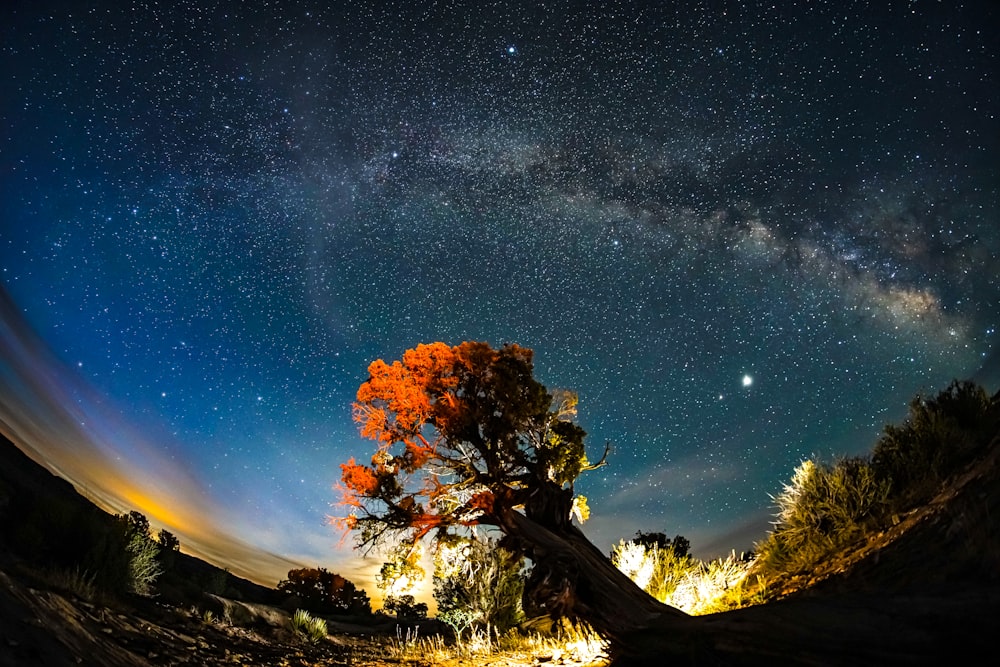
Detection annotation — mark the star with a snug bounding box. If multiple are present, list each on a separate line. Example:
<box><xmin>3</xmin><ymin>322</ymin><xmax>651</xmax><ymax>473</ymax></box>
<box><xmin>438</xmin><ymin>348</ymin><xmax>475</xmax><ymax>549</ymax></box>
<box><xmin>0</xmin><ymin>0</ymin><xmax>996</xmax><ymax>591</ymax></box>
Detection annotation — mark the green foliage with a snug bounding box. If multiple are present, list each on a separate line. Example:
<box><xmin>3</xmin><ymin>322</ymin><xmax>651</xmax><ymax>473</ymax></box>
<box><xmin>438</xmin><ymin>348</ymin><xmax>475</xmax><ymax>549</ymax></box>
<box><xmin>67</xmin><ymin>510</ymin><xmax>160</xmax><ymax>597</ymax></box>
<box><xmin>277</xmin><ymin>567</ymin><xmax>371</xmax><ymax>615</ymax></box>
<box><xmin>432</xmin><ymin>536</ymin><xmax>526</xmax><ymax>642</ymax></box>
<box><xmin>667</xmin><ymin>553</ymin><xmax>761</xmax><ymax>614</ymax></box>
<box><xmin>125</xmin><ymin>526</ymin><xmax>163</xmax><ymax>596</ymax></box>
<box><xmin>613</xmin><ymin>535</ymin><xmax>761</xmax><ymax>614</ymax></box>
<box><xmin>375</xmin><ymin>544</ymin><xmax>425</xmax><ymax>598</ymax></box>
<box><xmin>755</xmin><ymin>457</ymin><xmax>889</xmax><ymax>575</ymax></box>
<box><xmin>872</xmin><ymin>380</ymin><xmax>999</xmax><ymax>509</ymax></box>
<box><xmin>290</xmin><ymin>608</ymin><xmax>328</xmax><ymax>643</ymax></box>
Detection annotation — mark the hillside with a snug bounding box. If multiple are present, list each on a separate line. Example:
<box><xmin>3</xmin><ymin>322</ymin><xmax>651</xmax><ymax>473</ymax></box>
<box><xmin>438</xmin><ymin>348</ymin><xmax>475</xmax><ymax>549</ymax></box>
<box><xmin>665</xmin><ymin>426</ymin><xmax>1000</xmax><ymax>665</ymax></box>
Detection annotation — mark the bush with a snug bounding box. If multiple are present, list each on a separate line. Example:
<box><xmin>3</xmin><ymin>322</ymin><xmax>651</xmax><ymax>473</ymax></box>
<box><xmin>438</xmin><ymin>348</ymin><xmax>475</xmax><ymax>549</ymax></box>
<box><xmin>755</xmin><ymin>457</ymin><xmax>889</xmax><ymax>575</ymax></box>
<box><xmin>432</xmin><ymin>537</ymin><xmax>525</xmax><ymax>642</ymax></box>
<box><xmin>612</xmin><ymin>536</ymin><xmax>760</xmax><ymax>614</ymax></box>
<box><xmin>610</xmin><ymin>537</ymin><xmax>697</xmax><ymax>603</ymax></box>
<box><xmin>291</xmin><ymin>608</ymin><xmax>328</xmax><ymax>643</ymax></box>
<box><xmin>872</xmin><ymin>380</ymin><xmax>999</xmax><ymax>510</ymax></box>
<box><xmin>277</xmin><ymin>567</ymin><xmax>371</xmax><ymax>615</ymax></box>
<box><xmin>383</xmin><ymin>594</ymin><xmax>428</xmax><ymax>621</ymax></box>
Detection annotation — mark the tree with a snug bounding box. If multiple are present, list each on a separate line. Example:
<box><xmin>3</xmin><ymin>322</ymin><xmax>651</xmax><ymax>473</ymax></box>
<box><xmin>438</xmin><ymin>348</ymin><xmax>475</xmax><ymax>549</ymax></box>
<box><xmin>278</xmin><ymin>568</ymin><xmax>371</xmax><ymax>615</ymax></box>
<box><xmin>336</xmin><ymin>341</ymin><xmax>687</xmax><ymax>653</ymax></box>
<box><xmin>156</xmin><ymin>529</ymin><xmax>180</xmax><ymax>572</ymax></box>
<box><xmin>114</xmin><ymin>511</ymin><xmax>162</xmax><ymax>596</ymax></box>
<box><xmin>631</xmin><ymin>531</ymin><xmax>690</xmax><ymax>559</ymax></box>
<box><xmin>382</xmin><ymin>594</ymin><xmax>427</xmax><ymax>621</ymax></box>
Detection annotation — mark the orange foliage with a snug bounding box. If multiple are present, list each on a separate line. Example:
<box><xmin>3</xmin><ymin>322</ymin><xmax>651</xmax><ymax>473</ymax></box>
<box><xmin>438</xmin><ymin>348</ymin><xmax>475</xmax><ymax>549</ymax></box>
<box><xmin>409</xmin><ymin>512</ymin><xmax>445</xmax><ymax>541</ymax></box>
<box><xmin>344</xmin><ymin>341</ymin><xmax>546</xmax><ymax>539</ymax></box>
<box><xmin>468</xmin><ymin>490</ymin><xmax>495</xmax><ymax>514</ymax></box>
<box><xmin>354</xmin><ymin>342</ymin><xmax>465</xmax><ymax>444</ymax></box>
<box><xmin>402</xmin><ymin>440</ymin><xmax>432</xmax><ymax>470</ymax></box>
<box><xmin>340</xmin><ymin>458</ymin><xmax>379</xmax><ymax>498</ymax></box>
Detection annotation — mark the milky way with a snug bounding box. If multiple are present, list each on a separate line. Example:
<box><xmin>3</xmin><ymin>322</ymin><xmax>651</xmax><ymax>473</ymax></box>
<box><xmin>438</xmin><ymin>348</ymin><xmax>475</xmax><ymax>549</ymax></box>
<box><xmin>1</xmin><ymin>1</ymin><xmax>998</xmax><ymax>590</ymax></box>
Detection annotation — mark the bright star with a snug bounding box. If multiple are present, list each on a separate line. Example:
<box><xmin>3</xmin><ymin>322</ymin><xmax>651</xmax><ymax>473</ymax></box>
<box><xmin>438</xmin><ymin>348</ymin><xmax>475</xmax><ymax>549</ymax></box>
<box><xmin>742</xmin><ymin>374</ymin><xmax>753</xmax><ymax>387</ymax></box>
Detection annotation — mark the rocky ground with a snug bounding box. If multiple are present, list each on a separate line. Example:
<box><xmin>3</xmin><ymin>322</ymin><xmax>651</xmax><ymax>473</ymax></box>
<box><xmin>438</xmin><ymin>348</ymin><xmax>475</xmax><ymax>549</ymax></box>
<box><xmin>0</xmin><ymin>568</ymin><xmax>607</xmax><ymax>667</ymax></box>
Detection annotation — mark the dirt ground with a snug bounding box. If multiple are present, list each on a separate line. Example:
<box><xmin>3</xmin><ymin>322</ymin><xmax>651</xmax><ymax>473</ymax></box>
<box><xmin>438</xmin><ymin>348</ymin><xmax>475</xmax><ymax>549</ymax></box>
<box><xmin>0</xmin><ymin>569</ymin><xmax>607</xmax><ymax>667</ymax></box>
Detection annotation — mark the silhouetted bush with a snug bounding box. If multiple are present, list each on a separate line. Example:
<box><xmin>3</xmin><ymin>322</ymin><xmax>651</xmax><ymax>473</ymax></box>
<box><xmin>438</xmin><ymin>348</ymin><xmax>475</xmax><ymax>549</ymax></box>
<box><xmin>872</xmin><ymin>380</ymin><xmax>999</xmax><ymax>510</ymax></box>
<box><xmin>277</xmin><ymin>567</ymin><xmax>371</xmax><ymax>615</ymax></box>
<box><xmin>383</xmin><ymin>594</ymin><xmax>428</xmax><ymax>621</ymax></box>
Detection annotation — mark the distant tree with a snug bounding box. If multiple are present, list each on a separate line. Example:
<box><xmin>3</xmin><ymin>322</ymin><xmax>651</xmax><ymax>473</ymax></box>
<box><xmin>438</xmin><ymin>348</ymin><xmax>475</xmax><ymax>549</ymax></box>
<box><xmin>156</xmin><ymin>529</ymin><xmax>180</xmax><ymax>571</ymax></box>
<box><xmin>336</xmin><ymin>341</ymin><xmax>687</xmax><ymax>651</ymax></box>
<box><xmin>382</xmin><ymin>594</ymin><xmax>427</xmax><ymax>621</ymax></box>
<box><xmin>157</xmin><ymin>529</ymin><xmax>180</xmax><ymax>552</ymax></box>
<box><xmin>278</xmin><ymin>568</ymin><xmax>371</xmax><ymax>615</ymax></box>
<box><xmin>632</xmin><ymin>531</ymin><xmax>690</xmax><ymax>559</ymax></box>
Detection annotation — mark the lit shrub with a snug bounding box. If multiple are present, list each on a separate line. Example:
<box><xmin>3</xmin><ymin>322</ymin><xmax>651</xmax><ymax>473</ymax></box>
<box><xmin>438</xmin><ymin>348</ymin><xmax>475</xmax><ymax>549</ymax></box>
<box><xmin>610</xmin><ymin>538</ymin><xmax>696</xmax><ymax>604</ymax></box>
<box><xmin>756</xmin><ymin>456</ymin><xmax>889</xmax><ymax>575</ymax></box>
<box><xmin>291</xmin><ymin>608</ymin><xmax>327</xmax><ymax>642</ymax></box>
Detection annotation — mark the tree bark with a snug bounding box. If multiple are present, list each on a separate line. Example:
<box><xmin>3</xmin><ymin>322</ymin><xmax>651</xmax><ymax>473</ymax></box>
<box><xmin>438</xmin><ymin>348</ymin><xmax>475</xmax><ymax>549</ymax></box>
<box><xmin>494</xmin><ymin>503</ymin><xmax>692</xmax><ymax>651</ymax></box>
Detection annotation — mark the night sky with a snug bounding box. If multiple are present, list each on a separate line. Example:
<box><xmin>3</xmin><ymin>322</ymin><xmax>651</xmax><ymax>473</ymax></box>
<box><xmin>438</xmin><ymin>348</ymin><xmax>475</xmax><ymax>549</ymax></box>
<box><xmin>2</xmin><ymin>1</ymin><xmax>998</xmax><ymax>594</ymax></box>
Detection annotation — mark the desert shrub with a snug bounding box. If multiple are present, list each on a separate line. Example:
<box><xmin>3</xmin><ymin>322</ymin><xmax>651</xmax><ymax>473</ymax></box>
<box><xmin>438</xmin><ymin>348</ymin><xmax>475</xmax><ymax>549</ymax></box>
<box><xmin>105</xmin><ymin>512</ymin><xmax>163</xmax><ymax>596</ymax></box>
<box><xmin>611</xmin><ymin>534</ymin><xmax>697</xmax><ymax>604</ymax></box>
<box><xmin>872</xmin><ymin>380</ymin><xmax>999</xmax><ymax>510</ymax></box>
<box><xmin>755</xmin><ymin>456</ymin><xmax>889</xmax><ymax>575</ymax></box>
<box><xmin>125</xmin><ymin>527</ymin><xmax>163</xmax><ymax>595</ymax></box>
<box><xmin>291</xmin><ymin>608</ymin><xmax>328</xmax><ymax>643</ymax></box>
<box><xmin>202</xmin><ymin>567</ymin><xmax>230</xmax><ymax>595</ymax></box>
<box><xmin>83</xmin><ymin>522</ymin><xmax>132</xmax><ymax>594</ymax></box>
<box><xmin>667</xmin><ymin>552</ymin><xmax>760</xmax><ymax>614</ymax></box>
<box><xmin>433</xmin><ymin>536</ymin><xmax>526</xmax><ymax>642</ymax></box>
<box><xmin>612</xmin><ymin>535</ymin><xmax>760</xmax><ymax>614</ymax></box>
<box><xmin>44</xmin><ymin>567</ymin><xmax>98</xmax><ymax>602</ymax></box>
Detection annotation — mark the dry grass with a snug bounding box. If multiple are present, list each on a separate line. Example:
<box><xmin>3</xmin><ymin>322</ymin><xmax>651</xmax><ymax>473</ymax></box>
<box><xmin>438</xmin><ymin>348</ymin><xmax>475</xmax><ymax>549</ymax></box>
<box><xmin>367</xmin><ymin>622</ymin><xmax>608</xmax><ymax>666</ymax></box>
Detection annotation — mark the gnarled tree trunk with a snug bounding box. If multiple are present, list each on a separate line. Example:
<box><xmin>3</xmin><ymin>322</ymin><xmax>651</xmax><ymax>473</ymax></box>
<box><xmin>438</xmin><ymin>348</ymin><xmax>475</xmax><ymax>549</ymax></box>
<box><xmin>494</xmin><ymin>498</ymin><xmax>696</xmax><ymax>657</ymax></box>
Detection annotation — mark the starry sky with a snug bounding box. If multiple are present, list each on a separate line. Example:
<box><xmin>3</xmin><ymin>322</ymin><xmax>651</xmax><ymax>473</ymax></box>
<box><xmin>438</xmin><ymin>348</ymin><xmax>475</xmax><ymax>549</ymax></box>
<box><xmin>2</xmin><ymin>1</ymin><xmax>998</xmax><ymax>594</ymax></box>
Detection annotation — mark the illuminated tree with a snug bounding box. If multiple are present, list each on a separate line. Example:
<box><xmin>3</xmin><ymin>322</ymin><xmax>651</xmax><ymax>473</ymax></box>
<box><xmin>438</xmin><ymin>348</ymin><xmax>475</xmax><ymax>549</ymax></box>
<box><xmin>336</xmin><ymin>341</ymin><xmax>688</xmax><ymax>648</ymax></box>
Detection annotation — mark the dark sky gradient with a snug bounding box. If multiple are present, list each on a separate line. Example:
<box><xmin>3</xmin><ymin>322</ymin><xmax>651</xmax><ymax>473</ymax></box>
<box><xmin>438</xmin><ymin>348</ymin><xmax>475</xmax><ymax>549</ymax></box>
<box><xmin>2</xmin><ymin>1</ymin><xmax>998</xmax><ymax>593</ymax></box>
